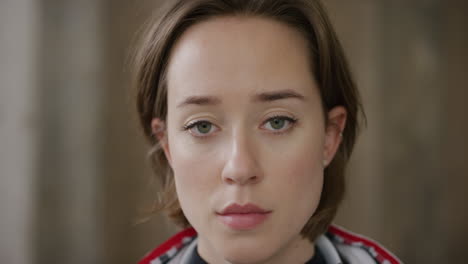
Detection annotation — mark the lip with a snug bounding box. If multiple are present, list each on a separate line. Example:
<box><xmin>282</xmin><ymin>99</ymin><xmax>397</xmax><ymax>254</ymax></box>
<box><xmin>217</xmin><ymin>203</ymin><xmax>272</xmax><ymax>230</ymax></box>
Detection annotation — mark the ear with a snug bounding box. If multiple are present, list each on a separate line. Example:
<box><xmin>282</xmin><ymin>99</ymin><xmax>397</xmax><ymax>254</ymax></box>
<box><xmin>151</xmin><ymin>118</ymin><xmax>172</xmax><ymax>167</ymax></box>
<box><xmin>323</xmin><ymin>106</ymin><xmax>347</xmax><ymax>167</ymax></box>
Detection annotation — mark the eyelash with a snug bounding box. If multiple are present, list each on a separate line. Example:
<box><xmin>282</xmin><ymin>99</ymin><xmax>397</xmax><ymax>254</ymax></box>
<box><xmin>181</xmin><ymin>115</ymin><xmax>299</xmax><ymax>139</ymax></box>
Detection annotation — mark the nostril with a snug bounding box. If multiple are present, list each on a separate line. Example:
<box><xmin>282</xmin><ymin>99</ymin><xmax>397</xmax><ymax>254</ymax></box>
<box><xmin>250</xmin><ymin>175</ymin><xmax>258</xmax><ymax>182</ymax></box>
<box><xmin>223</xmin><ymin>174</ymin><xmax>260</xmax><ymax>185</ymax></box>
<box><xmin>224</xmin><ymin>177</ymin><xmax>235</xmax><ymax>184</ymax></box>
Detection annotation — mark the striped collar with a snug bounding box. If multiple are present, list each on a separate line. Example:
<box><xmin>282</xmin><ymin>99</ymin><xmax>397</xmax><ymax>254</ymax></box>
<box><xmin>139</xmin><ymin>224</ymin><xmax>403</xmax><ymax>264</ymax></box>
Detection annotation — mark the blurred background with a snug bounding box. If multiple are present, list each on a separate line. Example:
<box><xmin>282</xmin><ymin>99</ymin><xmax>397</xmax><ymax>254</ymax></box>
<box><xmin>1</xmin><ymin>0</ymin><xmax>467</xmax><ymax>263</ymax></box>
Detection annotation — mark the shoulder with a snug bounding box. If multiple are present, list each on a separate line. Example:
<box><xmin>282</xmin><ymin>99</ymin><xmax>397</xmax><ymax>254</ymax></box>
<box><xmin>325</xmin><ymin>224</ymin><xmax>403</xmax><ymax>264</ymax></box>
<box><xmin>138</xmin><ymin>227</ymin><xmax>197</xmax><ymax>264</ymax></box>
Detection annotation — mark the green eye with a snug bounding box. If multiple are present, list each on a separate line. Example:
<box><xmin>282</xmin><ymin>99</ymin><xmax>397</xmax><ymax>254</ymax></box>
<box><xmin>196</xmin><ymin>121</ymin><xmax>212</xmax><ymax>134</ymax></box>
<box><xmin>264</xmin><ymin>115</ymin><xmax>298</xmax><ymax>133</ymax></box>
<box><xmin>182</xmin><ymin>120</ymin><xmax>216</xmax><ymax>138</ymax></box>
<box><xmin>269</xmin><ymin>118</ymin><xmax>286</xmax><ymax>130</ymax></box>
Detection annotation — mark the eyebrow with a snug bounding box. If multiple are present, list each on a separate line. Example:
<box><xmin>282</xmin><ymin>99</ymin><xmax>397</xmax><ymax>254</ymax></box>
<box><xmin>176</xmin><ymin>89</ymin><xmax>306</xmax><ymax>108</ymax></box>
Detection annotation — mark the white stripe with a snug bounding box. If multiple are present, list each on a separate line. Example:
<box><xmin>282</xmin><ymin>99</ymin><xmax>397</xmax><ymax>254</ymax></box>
<box><xmin>316</xmin><ymin>235</ymin><xmax>343</xmax><ymax>264</ymax></box>
<box><xmin>330</xmin><ymin>224</ymin><xmax>404</xmax><ymax>263</ymax></box>
<box><xmin>150</xmin><ymin>258</ymin><xmax>162</xmax><ymax>264</ymax></box>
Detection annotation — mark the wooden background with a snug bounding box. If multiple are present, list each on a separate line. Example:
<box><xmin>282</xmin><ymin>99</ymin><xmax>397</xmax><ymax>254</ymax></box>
<box><xmin>1</xmin><ymin>0</ymin><xmax>466</xmax><ymax>263</ymax></box>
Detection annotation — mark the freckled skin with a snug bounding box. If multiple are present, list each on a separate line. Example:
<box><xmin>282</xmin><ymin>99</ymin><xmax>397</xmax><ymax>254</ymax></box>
<box><xmin>153</xmin><ymin>16</ymin><xmax>345</xmax><ymax>264</ymax></box>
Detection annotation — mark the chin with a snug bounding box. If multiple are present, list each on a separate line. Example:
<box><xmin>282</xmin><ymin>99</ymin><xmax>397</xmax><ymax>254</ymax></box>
<box><xmin>218</xmin><ymin>240</ymin><xmax>276</xmax><ymax>264</ymax></box>
<box><xmin>223</xmin><ymin>253</ymin><xmax>270</xmax><ymax>264</ymax></box>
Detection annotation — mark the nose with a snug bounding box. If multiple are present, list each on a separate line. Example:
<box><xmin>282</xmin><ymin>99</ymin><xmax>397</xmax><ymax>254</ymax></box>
<box><xmin>221</xmin><ymin>131</ymin><xmax>263</xmax><ymax>186</ymax></box>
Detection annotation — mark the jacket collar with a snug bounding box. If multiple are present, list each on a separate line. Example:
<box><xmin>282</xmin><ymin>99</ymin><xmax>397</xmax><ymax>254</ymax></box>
<box><xmin>171</xmin><ymin>235</ymin><xmax>343</xmax><ymax>264</ymax></box>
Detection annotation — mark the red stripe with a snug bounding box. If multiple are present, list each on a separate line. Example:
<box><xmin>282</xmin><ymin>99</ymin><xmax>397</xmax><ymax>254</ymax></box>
<box><xmin>328</xmin><ymin>225</ymin><xmax>402</xmax><ymax>264</ymax></box>
<box><xmin>138</xmin><ymin>227</ymin><xmax>197</xmax><ymax>264</ymax></box>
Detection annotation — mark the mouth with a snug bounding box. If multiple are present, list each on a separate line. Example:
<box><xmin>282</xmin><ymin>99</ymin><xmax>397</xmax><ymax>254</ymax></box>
<box><xmin>216</xmin><ymin>203</ymin><xmax>272</xmax><ymax>230</ymax></box>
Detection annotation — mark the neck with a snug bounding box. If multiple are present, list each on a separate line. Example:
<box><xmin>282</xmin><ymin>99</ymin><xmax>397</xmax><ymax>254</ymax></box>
<box><xmin>198</xmin><ymin>234</ymin><xmax>315</xmax><ymax>264</ymax></box>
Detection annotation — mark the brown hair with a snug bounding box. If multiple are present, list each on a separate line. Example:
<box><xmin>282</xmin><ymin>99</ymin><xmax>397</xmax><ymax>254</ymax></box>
<box><xmin>133</xmin><ymin>0</ymin><xmax>365</xmax><ymax>242</ymax></box>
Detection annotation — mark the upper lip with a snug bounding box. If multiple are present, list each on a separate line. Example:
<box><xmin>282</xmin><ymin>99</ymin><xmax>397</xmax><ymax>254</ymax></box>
<box><xmin>218</xmin><ymin>203</ymin><xmax>271</xmax><ymax>215</ymax></box>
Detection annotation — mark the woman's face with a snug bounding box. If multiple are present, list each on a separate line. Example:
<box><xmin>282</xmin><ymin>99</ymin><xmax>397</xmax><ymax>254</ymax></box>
<box><xmin>152</xmin><ymin>16</ymin><xmax>345</xmax><ymax>264</ymax></box>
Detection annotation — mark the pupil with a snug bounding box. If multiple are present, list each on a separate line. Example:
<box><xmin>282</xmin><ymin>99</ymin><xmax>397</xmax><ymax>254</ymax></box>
<box><xmin>272</xmin><ymin>118</ymin><xmax>284</xmax><ymax>129</ymax></box>
<box><xmin>198</xmin><ymin>122</ymin><xmax>211</xmax><ymax>133</ymax></box>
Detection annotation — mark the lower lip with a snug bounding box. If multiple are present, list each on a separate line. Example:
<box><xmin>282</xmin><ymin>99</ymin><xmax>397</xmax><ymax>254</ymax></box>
<box><xmin>217</xmin><ymin>213</ymin><xmax>271</xmax><ymax>230</ymax></box>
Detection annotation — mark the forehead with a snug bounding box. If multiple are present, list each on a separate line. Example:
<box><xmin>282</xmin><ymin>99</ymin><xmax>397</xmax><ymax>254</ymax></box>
<box><xmin>166</xmin><ymin>16</ymin><xmax>317</xmax><ymax>104</ymax></box>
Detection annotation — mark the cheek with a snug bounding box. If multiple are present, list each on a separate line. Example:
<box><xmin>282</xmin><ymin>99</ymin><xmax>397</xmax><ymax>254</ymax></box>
<box><xmin>167</xmin><ymin>134</ymin><xmax>220</xmax><ymax>218</ymax></box>
<box><xmin>170</xmin><ymin>140</ymin><xmax>219</xmax><ymax>185</ymax></box>
<box><xmin>266</xmin><ymin>130</ymin><xmax>325</xmax><ymax>222</ymax></box>
<box><xmin>266</xmin><ymin>124</ymin><xmax>324</xmax><ymax>186</ymax></box>
<box><xmin>277</xmin><ymin>144</ymin><xmax>323</xmax><ymax>205</ymax></box>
